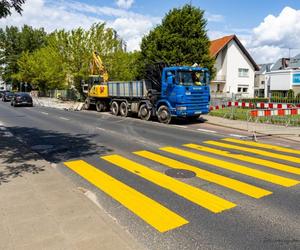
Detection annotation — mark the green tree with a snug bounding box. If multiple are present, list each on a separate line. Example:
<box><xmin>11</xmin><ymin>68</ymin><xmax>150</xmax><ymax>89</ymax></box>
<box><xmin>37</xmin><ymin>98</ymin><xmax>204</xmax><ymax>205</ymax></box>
<box><xmin>15</xmin><ymin>47</ymin><xmax>67</xmax><ymax>92</ymax></box>
<box><xmin>0</xmin><ymin>0</ymin><xmax>26</xmax><ymax>18</ymax></box>
<box><xmin>139</xmin><ymin>4</ymin><xmax>215</xmax><ymax>82</ymax></box>
<box><xmin>0</xmin><ymin>25</ymin><xmax>47</xmax><ymax>87</ymax></box>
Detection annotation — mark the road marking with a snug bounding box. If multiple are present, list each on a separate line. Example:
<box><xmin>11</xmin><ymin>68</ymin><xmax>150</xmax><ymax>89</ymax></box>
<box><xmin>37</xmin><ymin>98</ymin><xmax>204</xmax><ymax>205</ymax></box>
<box><xmin>59</xmin><ymin>116</ymin><xmax>70</xmax><ymax>121</ymax></box>
<box><xmin>40</xmin><ymin>111</ymin><xmax>49</xmax><ymax>115</ymax></box>
<box><xmin>172</xmin><ymin>125</ymin><xmax>188</xmax><ymax>129</ymax></box>
<box><xmin>96</xmin><ymin>127</ymin><xmax>106</xmax><ymax>131</ymax></box>
<box><xmin>64</xmin><ymin>160</ymin><xmax>188</xmax><ymax>232</ymax></box>
<box><xmin>160</xmin><ymin>147</ymin><xmax>299</xmax><ymax>187</ymax></box>
<box><xmin>205</xmin><ymin>140</ymin><xmax>300</xmax><ymax>164</ymax></box>
<box><xmin>102</xmin><ymin>155</ymin><xmax>236</xmax><ymax>213</ymax></box>
<box><xmin>223</xmin><ymin>138</ymin><xmax>300</xmax><ymax>155</ymax></box>
<box><xmin>134</xmin><ymin>151</ymin><xmax>272</xmax><ymax>198</ymax></box>
<box><xmin>228</xmin><ymin>134</ymin><xmax>247</xmax><ymax>138</ymax></box>
<box><xmin>197</xmin><ymin>129</ymin><xmax>217</xmax><ymax>133</ymax></box>
<box><xmin>184</xmin><ymin>143</ymin><xmax>300</xmax><ymax>176</ymax></box>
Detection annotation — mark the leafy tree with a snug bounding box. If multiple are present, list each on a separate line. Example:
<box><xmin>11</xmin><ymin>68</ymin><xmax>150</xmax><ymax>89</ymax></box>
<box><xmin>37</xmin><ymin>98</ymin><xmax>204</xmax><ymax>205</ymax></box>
<box><xmin>0</xmin><ymin>25</ymin><xmax>47</xmax><ymax>87</ymax></box>
<box><xmin>15</xmin><ymin>47</ymin><xmax>67</xmax><ymax>92</ymax></box>
<box><xmin>0</xmin><ymin>0</ymin><xmax>26</xmax><ymax>18</ymax></box>
<box><xmin>139</xmin><ymin>4</ymin><xmax>215</xmax><ymax>82</ymax></box>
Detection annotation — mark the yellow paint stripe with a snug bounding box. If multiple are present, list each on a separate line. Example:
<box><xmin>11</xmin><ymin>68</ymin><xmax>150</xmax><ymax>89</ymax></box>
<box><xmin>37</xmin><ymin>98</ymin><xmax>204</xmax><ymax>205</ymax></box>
<box><xmin>102</xmin><ymin>155</ymin><xmax>236</xmax><ymax>213</ymax></box>
<box><xmin>184</xmin><ymin>144</ymin><xmax>300</xmax><ymax>176</ymax></box>
<box><xmin>134</xmin><ymin>150</ymin><xmax>272</xmax><ymax>199</ymax></box>
<box><xmin>205</xmin><ymin>140</ymin><xmax>300</xmax><ymax>164</ymax></box>
<box><xmin>223</xmin><ymin>138</ymin><xmax>300</xmax><ymax>155</ymax></box>
<box><xmin>64</xmin><ymin>160</ymin><xmax>188</xmax><ymax>232</ymax></box>
<box><xmin>160</xmin><ymin>147</ymin><xmax>299</xmax><ymax>187</ymax></box>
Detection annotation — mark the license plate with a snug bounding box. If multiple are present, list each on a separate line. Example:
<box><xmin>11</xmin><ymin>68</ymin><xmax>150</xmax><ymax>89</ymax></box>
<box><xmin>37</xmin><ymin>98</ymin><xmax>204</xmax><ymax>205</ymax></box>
<box><xmin>186</xmin><ymin>92</ymin><xmax>191</xmax><ymax>95</ymax></box>
<box><xmin>194</xmin><ymin>111</ymin><xmax>202</xmax><ymax>114</ymax></box>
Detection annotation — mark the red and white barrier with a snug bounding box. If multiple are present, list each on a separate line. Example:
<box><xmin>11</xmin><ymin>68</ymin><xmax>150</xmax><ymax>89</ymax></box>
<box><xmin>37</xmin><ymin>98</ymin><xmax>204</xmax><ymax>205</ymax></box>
<box><xmin>210</xmin><ymin>102</ymin><xmax>300</xmax><ymax>111</ymax></box>
<box><xmin>250</xmin><ymin>108</ymin><xmax>300</xmax><ymax>117</ymax></box>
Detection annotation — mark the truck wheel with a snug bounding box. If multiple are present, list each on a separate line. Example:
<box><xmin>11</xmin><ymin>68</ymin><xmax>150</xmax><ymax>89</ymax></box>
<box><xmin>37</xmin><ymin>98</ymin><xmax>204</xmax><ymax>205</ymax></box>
<box><xmin>120</xmin><ymin>102</ymin><xmax>128</xmax><ymax>117</ymax></box>
<box><xmin>111</xmin><ymin>101</ymin><xmax>119</xmax><ymax>116</ymax></box>
<box><xmin>139</xmin><ymin>104</ymin><xmax>151</xmax><ymax>121</ymax></box>
<box><xmin>157</xmin><ymin>105</ymin><xmax>172</xmax><ymax>124</ymax></box>
<box><xmin>96</xmin><ymin>101</ymin><xmax>104</xmax><ymax>112</ymax></box>
<box><xmin>84</xmin><ymin>98</ymin><xmax>91</xmax><ymax>110</ymax></box>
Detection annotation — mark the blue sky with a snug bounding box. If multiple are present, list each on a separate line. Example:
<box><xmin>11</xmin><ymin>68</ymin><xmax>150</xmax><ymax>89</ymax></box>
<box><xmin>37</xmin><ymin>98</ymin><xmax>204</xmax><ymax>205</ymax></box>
<box><xmin>1</xmin><ymin>0</ymin><xmax>300</xmax><ymax>63</ymax></box>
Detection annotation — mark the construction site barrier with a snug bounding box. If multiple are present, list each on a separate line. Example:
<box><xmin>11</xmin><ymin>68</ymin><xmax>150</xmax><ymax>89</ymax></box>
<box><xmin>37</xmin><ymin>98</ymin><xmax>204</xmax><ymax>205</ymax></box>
<box><xmin>210</xmin><ymin>101</ymin><xmax>300</xmax><ymax>111</ymax></box>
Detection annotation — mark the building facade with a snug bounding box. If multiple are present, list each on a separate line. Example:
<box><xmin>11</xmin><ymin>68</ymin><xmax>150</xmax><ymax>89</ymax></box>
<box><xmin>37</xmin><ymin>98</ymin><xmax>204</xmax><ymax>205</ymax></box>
<box><xmin>210</xmin><ymin>35</ymin><xmax>259</xmax><ymax>98</ymax></box>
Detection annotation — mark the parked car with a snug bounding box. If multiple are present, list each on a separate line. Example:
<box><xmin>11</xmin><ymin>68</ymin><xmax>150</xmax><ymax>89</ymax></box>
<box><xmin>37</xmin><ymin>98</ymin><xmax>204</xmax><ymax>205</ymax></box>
<box><xmin>2</xmin><ymin>91</ymin><xmax>14</xmax><ymax>102</ymax></box>
<box><xmin>11</xmin><ymin>92</ymin><xmax>33</xmax><ymax>107</ymax></box>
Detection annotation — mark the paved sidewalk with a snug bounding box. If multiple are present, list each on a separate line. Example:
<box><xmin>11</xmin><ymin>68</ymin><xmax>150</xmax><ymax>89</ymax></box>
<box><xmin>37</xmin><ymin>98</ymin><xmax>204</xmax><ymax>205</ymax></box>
<box><xmin>0</xmin><ymin>127</ymin><xmax>143</xmax><ymax>250</ymax></box>
<box><xmin>202</xmin><ymin>115</ymin><xmax>300</xmax><ymax>142</ymax></box>
<box><xmin>32</xmin><ymin>97</ymin><xmax>84</xmax><ymax>111</ymax></box>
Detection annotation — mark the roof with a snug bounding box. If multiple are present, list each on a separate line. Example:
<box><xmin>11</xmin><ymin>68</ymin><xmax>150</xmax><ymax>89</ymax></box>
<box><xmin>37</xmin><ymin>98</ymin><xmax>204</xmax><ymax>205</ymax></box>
<box><xmin>257</xmin><ymin>63</ymin><xmax>273</xmax><ymax>74</ymax></box>
<box><xmin>210</xmin><ymin>35</ymin><xmax>259</xmax><ymax>71</ymax></box>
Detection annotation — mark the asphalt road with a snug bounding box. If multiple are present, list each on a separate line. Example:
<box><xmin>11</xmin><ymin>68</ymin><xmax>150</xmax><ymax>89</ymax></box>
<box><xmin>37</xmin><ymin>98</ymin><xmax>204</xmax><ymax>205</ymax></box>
<box><xmin>0</xmin><ymin>101</ymin><xmax>299</xmax><ymax>250</ymax></box>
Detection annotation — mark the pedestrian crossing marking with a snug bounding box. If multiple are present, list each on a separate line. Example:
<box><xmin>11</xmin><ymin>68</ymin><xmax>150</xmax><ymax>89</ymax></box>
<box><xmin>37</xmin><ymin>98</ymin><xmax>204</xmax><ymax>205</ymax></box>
<box><xmin>184</xmin><ymin>144</ymin><xmax>300</xmax><ymax>176</ymax></box>
<box><xmin>133</xmin><ymin>150</ymin><xmax>272</xmax><ymax>198</ymax></box>
<box><xmin>64</xmin><ymin>160</ymin><xmax>188</xmax><ymax>232</ymax></box>
<box><xmin>204</xmin><ymin>140</ymin><xmax>300</xmax><ymax>164</ymax></box>
<box><xmin>160</xmin><ymin>147</ymin><xmax>299</xmax><ymax>187</ymax></box>
<box><xmin>223</xmin><ymin>138</ymin><xmax>300</xmax><ymax>155</ymax></box>
<box><xmin>102</xmin><ymin>155</ymin><xmax>236</xmax><ymax>213</ymax></box>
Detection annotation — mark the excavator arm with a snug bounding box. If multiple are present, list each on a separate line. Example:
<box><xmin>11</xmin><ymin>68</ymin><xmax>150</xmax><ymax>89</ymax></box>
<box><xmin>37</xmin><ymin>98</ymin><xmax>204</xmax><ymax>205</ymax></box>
<box><xmin>91</xmin><ymin>51</ymin><xmax>109</xmax><ymax>83</ymax></box>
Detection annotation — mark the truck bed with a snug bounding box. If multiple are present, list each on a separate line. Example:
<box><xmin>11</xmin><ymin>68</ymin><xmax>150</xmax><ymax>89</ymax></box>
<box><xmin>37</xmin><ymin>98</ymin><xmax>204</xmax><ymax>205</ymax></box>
<box><xmin>107</xmin><ymin>80</ymin><xmax>157</xmax><ymax>98</ymax></box>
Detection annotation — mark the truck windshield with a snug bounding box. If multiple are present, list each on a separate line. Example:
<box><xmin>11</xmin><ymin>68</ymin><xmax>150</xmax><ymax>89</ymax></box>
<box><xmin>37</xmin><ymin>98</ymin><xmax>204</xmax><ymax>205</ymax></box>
<box><xmin>177</xmin><ymin>71</ymin><xmax>207</xmax><ymax>86</ymax></box>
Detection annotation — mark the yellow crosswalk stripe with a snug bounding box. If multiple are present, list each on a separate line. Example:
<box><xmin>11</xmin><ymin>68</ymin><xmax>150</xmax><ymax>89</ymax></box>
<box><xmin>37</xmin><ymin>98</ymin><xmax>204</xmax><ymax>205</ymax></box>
<box><xmin>102</xmin><ymin>155</ymin><xmax>236</xmax><ymax>213</ymax></box>
<box><xmin>204</xmin><ymin>140</ymin><xmax>300</xmax><ymax>164</ymax></box>
<box><xmin>134</xmin><ymin>150</ymin><xmax>272</xmax><ymax>199</ymax></box>
<box><xmin>64</xmin><ymin>160</ymin><xmax>188</xmax><ymax>233</ymax></box>
<box><xmin>223</xmin><ymin>138</ymin><xmax>300</xmax><ymax>155</ymax></box>
<box><xmin>184</xmin><ymin>144</ymin><xmax>300</xmax><ymax>176</ymax></box>
<box><xmin>160</xmin><ymin>147</ymin><xmax>299</xmax><ymax>187</ymax></box>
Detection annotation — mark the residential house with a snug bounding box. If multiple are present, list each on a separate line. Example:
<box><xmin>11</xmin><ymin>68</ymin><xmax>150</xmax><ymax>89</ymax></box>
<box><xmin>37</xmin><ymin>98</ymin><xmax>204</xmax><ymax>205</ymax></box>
<box><xmin>254</xmin><ymin>63</ymin><xmax>273</xmax><ymax>98</ymax></box>
<box><xmin>210</xmin><ymin>35</ymin><xmax>259</xmax><ymax>98</ymax></box>
<box><xmin>257</xmin><ymin>54</ymin><xmax>300</xmax><ymax>97</ymax></box>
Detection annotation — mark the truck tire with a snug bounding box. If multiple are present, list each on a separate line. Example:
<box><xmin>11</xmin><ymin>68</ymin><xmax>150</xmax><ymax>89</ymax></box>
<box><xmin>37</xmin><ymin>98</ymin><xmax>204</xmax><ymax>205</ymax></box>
<box><xmin>139</xmin><ymin>104</ymin><xmax>151</xmax><ymax>121</ymax></box>
<box><xmin>111</xmin><ymin>101</ymin><xmax>119</xmax><ymax>116</ymax></box>
<box><xmin>96</xmin><ymin>101</ymin><xmax>104</xmax><ymax>112</ymax></box>
<box><xmin>157</xmin><ymin>105</ymin><xmax>172</xmax><ymax>124</ymax></box>
<box><xmin>84</xmin><ymin>98</ymin><xmax>91</xmax><ymax>110</ymax></box>
<box><xmin>119</xmin><ymin>102</ymin><xmax>128</xmax><ymax>117</ymax></box>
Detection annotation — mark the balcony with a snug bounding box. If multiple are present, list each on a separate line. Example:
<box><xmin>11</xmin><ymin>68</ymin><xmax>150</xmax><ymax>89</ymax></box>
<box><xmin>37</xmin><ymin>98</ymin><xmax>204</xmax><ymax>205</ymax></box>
<box><xmin>212</xmin><ymin>75</ymin><xmax>226</xmax><ymax>82</ymax></box>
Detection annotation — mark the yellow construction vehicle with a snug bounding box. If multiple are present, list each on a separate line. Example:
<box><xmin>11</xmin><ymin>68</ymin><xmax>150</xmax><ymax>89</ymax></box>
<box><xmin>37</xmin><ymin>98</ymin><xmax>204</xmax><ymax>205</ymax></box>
<box><xmin>83</xmin><ymin>51</ymin><xmax>109</xmax><ymax>111</ymax></box>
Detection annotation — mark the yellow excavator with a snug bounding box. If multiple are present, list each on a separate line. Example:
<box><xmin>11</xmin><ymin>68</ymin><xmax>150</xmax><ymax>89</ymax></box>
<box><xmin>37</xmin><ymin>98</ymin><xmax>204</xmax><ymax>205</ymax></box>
<box><xmin>83</xmin><ymin>51</ymin><xmax>109</xmax><ymax>111</ymax></box>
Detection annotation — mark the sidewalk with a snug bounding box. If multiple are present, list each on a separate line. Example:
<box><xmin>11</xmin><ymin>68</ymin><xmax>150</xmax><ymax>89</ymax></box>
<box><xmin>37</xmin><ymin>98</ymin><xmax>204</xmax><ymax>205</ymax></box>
<box><xmin>202</xmin><ymin>115</ymin><xmax>300</xmax><ymax>142</ymax></box>
<box><xmin>32</xmin><ymin>97</ymin><xmax>84</xmax><ymax>111</ymax></box>
<box><xmin>0</xmin><ymin>127</ymin><xmax>143</xmax><ymax>250</ymax></box>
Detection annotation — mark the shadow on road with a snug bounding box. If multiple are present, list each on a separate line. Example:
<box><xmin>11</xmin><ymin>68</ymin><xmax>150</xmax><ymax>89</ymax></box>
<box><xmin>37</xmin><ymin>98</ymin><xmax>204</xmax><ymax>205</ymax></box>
<box><xmin>0</xmin><ymin>126</ymin><xmax>113</xmax><ymax>185</ymax></box>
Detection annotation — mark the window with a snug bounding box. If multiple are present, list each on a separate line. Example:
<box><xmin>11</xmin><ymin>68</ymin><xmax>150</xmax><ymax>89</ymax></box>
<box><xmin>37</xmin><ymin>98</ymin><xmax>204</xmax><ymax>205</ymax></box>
<box><xmin>217</xmin><ymin>84</ymin><xmax>220</xmax><ymax>92</ymax></box>
<box><xmin>237</xmin><ymin>87</ymin><xmax>242</xmax><ymax>92</ymax></box>
<box><xmin>238</xmin><ymin>68</ymin><xmax>249</xmax><ymax>77</ymax></box>
<box><xmin>177</xmin><ymin>70</ymin><xmax>207</xmax><ymax>86</ymax></box>
<box><xmin>242</xmin><ymin>88</ymin><xmax>248</xmax><ymax>93</ymax></box>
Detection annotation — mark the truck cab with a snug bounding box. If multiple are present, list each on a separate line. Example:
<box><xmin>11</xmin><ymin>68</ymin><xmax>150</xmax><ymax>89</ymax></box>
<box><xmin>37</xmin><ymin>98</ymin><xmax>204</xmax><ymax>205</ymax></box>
<box><xmin>156</xmin><ymin>66</ymin><xmax>210</xmax><ymax>122</ymax></box>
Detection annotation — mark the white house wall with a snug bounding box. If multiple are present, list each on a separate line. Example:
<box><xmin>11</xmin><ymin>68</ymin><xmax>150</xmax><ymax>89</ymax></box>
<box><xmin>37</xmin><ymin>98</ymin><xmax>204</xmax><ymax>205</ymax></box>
<box><xmin>225</xmin><ymin>40</ymin><xmax>255</xmax><ymax>97</ymax></box>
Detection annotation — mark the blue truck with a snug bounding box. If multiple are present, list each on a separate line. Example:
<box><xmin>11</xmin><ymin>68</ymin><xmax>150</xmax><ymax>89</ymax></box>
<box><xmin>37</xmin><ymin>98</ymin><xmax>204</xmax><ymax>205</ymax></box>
<box><xmin>86</xmin><ymin>66</ymin><xmax>211</xmax><ymax>124</ymax></box>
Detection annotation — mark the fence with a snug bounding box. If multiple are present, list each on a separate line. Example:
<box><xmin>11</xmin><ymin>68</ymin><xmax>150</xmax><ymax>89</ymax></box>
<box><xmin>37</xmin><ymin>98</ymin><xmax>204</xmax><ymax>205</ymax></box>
<box><xmin>247</xmin><ymin>108</ymin><xmax>300</xmax><ymax>141</ymax></box>
<box><xmin>43</xmin><ymin>89</ymin><xmax>80</xmax><ymax>101</ymax></box>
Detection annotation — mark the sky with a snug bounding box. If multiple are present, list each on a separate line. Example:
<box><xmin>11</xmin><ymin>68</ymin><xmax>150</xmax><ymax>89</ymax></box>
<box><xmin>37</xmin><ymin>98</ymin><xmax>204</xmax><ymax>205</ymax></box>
<box><xmin>1</xmin><ymin>0</ymin><xmax>300</xmax><ymax>64</ymax></box>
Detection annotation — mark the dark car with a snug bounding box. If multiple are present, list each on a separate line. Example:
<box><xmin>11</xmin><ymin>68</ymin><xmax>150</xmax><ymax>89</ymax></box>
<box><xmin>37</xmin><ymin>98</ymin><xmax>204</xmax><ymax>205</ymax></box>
<box><xmin>11</xmin><ymin>92</ymin><xmax>33</xmax><ymax>107</ymax></box>
<box><xmin>2</xmin><ymin>91</ymin><xmax>14</xmax><ymax>102</ymax></box>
